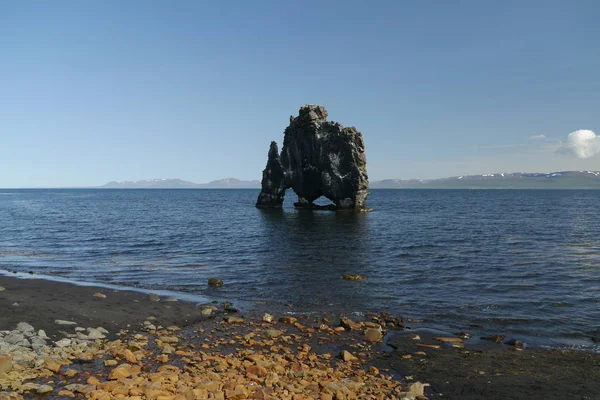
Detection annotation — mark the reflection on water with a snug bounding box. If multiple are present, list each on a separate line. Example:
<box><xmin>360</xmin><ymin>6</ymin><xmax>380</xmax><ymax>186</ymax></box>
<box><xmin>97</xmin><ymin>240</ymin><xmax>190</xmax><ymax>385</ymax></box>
<box><xmin>0</xmin><ymin>188</ymin><xmax>599</xmax><ymax>351</ymax></box>
<box><xmin>255</xmin><ymin>208</ymin><xmax>372</xmax><ymax>309</ymax></box>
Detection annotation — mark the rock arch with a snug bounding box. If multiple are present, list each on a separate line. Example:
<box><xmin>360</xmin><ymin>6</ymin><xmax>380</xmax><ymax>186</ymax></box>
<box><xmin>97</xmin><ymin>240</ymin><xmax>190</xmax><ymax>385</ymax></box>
<box><xmin>256</xmin><ymin>105</ymin><xmax>369</xmax><ymax>211</ymax></box>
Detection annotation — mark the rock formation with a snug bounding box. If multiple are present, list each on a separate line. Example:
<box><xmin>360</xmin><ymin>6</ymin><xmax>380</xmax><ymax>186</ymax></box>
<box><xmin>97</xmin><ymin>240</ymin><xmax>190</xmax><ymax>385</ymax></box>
<box><xmin>256</xmin><ymin>105</ymin><xmax>369</xmax><ymax>211</ymax></box>
<box><xmin>255</xmin><ymin>141</ymin><xmax>286</xmax><ymax>208</ymax></box>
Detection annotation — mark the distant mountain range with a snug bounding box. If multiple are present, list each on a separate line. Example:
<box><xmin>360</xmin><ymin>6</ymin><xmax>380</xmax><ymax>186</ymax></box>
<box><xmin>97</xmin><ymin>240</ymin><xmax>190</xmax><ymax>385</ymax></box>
<box><xmin>371</xmin><ymin>171</ymin><xmax>600</xmax><ymax>189</ymax></box>
<box><xmin>101</xmin><ymin>178</ymin><xmax>260</xmax><ymax>189</ymax></box>
<box><xmin>101</xmin><ymin>171</ymin><xmax>600</xmax><ymax>189</ymax></box>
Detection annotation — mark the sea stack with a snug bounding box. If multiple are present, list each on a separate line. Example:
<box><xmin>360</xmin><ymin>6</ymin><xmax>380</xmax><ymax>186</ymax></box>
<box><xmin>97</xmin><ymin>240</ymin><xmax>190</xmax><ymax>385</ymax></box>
<box><xmin>255</xmin><ymin>141</ymin><xmax>286</xmax><ymax>208</ymax></box>
<box><xmin>256</xmin><ymin>105</ymin><xmax>369</xmax><ymax>211</ymax></box>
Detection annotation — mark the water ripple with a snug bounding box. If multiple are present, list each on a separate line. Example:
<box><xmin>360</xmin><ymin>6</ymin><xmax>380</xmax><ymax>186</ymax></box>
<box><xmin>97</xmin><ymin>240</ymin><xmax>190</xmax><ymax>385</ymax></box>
<box><xmin>0</xmin><ymin>188</ymin><xmax>599</xmax><ymax>351</ymax></box>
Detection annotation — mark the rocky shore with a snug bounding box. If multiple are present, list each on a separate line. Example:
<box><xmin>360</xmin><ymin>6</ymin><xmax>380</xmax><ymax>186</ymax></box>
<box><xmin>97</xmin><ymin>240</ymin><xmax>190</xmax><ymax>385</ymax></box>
<box><xmin>1</xmin><ymin>275</ymin><xmax>599</xmax><ymax>399</ymax></box>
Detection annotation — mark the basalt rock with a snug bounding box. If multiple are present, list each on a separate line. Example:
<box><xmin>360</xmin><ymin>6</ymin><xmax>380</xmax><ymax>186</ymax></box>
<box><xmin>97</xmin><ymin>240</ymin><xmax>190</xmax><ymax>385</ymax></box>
<box><xmin>255</xmin><ymin>141</ymin><xmax>285</xmax><ymax>208</ymax></box>
<box><xmin>256</xmin><ymin>105</ymin><xmax>369</xmax><ymax>211</ymax></box>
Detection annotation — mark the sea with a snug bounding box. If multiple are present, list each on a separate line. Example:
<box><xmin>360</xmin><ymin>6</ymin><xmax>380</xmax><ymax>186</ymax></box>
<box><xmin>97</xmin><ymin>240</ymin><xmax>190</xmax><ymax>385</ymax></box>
<box><xmin>0</xmin><ymin>189</ymin><xmax>598</xmax><ymax>352</ymax></box>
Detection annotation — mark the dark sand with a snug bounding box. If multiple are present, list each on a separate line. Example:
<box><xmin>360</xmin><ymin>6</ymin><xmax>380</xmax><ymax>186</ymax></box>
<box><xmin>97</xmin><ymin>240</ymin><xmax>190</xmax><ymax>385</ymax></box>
<box><xmin>1</xmin><ymin>274</ymin><xmax>599</xmax><ymax>399</ymax></box>
<box><xmin>0</xmin><ymin>274</ymin><xmax>207</xmax><ymax>339</ymax></box>
<box><xmin>373</xmin><ymin>330</ymin><xmax>600</xmax><ymax>399</ymax></box>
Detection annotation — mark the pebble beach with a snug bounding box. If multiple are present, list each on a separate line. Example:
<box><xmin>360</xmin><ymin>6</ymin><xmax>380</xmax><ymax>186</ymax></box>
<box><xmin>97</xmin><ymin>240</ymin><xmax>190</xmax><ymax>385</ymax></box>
<box><xmin>1</xmin><ymin>275</ymin><xmax>599</xmax><ymax>400</ymax></box>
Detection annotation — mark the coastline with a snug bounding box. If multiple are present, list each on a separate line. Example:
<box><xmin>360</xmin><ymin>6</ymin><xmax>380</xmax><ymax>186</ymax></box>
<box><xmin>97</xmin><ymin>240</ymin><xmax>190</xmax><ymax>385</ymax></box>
<box><xmin>1</xmin><ymin>274</ymin><xmax>599</xmax><ymax>399</ymax></box>
<box><xmin>0</xmin><ymin>274</ymin><xmax>210</xmax><ymax>341</ymax></box>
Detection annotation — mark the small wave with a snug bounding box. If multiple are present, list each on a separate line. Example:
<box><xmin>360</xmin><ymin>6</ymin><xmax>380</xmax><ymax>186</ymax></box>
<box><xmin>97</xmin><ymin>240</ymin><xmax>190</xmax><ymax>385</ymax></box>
<box><xmin>135</xmin><ymin>263</ymin><xmax>211</xmax><ymax>271</ymax></box>
<box><xmin>81</xmin><ymin>237</ymin><xmax>110</xmax><ymax>242</ymax></box>
<box><xmin>568</xmin><ymin>242</ymin><xmax>599</xmax><ymax>247</ymax></box>
<box><xmin>130</xmin><ymin>242</ymin><xmax>166</xmax><ymax>248</ymax></box>
<box><xmin>400</xmin><ymin>244</ymin><xmax>439</xmax><ymax>250</ymax></box>
<box><xmin>485</xmin><ymin>284</ymin><xmax>537</xmax><ymax>293</ymax></box>
<box><xmin>173</xmin><ymin>263</ymin><xmax>210</xmax><ymax>268</ymax></box>
<box><xmin>0</xmin><ymin>248</ymin><xmax>46</xmax><ymax>257</ymax></box>
<box><xmin>1</xmin><ymin>188</ymin><xmax>599</xmax><ymax>353</ymax></box>
<box><xmin>393</xmin><ymin>253</ymin><xmax>413</xmax><ymax>258</ymax></box>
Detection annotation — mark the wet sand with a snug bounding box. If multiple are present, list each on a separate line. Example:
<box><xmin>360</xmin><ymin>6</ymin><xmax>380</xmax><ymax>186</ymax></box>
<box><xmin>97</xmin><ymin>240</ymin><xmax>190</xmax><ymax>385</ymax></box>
<box><xmin>0</xmin><ymin>275</ymin><xmax>207</xmax><ymax>340</ymax></box>
<box><xmin>1</xmin><ymin>274</ymin><xmax>599</xmax><ymax>399</ymax></box>
<box><xmin>374</xmin><ymin>330</ymin><xmax>600</xmax><ymax>399</ymax></box>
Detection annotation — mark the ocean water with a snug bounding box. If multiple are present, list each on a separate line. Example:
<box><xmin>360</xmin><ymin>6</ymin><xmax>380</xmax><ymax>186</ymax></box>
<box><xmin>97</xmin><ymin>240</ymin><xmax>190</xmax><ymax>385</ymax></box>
<box><xmin>0</xmin><ymin>189</ymin><xmax>598</xmax><ymax>351</ymax></box>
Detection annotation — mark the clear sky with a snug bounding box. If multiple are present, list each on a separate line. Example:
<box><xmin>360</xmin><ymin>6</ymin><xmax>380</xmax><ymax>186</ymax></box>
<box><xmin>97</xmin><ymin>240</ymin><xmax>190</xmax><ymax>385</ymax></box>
<box><xmin>1</xmin><ymin>1</ymin><xmax>599</xmax><ymax>187</ymax></box>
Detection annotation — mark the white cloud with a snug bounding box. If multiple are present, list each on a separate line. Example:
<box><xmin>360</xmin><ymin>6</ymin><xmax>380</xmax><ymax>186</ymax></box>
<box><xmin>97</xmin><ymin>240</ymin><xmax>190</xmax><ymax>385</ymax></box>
<box><xmin>530</xmin><ymin>134</ymin><xmax>546</xmax><ymax>140</ymax></box>
<box><xmin>557</xmin><ymin>130</ymin><xmax>600</xmax><ymax>159</ymax></box>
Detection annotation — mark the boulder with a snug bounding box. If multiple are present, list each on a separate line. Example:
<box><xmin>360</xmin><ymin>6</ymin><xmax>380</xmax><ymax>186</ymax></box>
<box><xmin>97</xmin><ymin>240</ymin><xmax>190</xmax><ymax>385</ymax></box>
<box><xmin>264</xmin><ymin>329</ymin><xmax>283</xmax><ymax>338</ymax></box>
<box><xmin>340</xmin><ymin>317</ymin><xmax>363</xmax><ymax>330</ymax></box>
<box><xmin>256</xmin><ymin>105</ymin><xmax>369</xmax><ymax>211</ymax></box>
<box><xmin>278</xmin><ymin>316</ymin><xmax>297</xmax><ymax>324</ymax></box>
<box><xmin>4</xmin><ymin>332</ymin><xmax>26</xmax><ymax>345</ymax></box>
<box><xmin>340</xmin><ymin>350</ymin><xmax>358</xmax><ymax>362</ymax></box>
<box><xmin>55</xmin><ymin>338</ymin><xmax>72</xmax><ymax>348</ymax></box>
<box><xmin>37</xmin><ymin>385</ymin><xmax>53</xmax><ymax>394</ymax></box>
<box><xmin>31</xmin><ymin>337</ymin><xmax>47</xmax><ymax>351</ymax></box>
<box><xmin>246</xmin><ymin>364</ymin><xmax>268</xmax><ymax>377</ymax></box>
<box><xmin>0</xmin><ymin>354</ymin><xmax>12</xmax><ymax>373</ymax></box>
<box><xmin>16</xmin><ymin>322</ymin><xmax>35</xmax><ymax>334</ymax></box>
<box><xmin>86</xmin><ymin>328</ymin><xmax>105</xmax><ymax>340</ymax></box>
<box><xmin>208</xmin><ymin>278</ymin><xmax>224</xmax><ymax>288</ymax></box>
<box><xmin>261</xmin><ymin>313</ymin><xmax>274</xmax><ymax>323</ymax></box>
<box><xmin>224</xmin><ymin>316</ymin><xmax>244</xmax><ymax>324</ymax></box>
<box><xmin>146</xmin><ymin>293</ymin><xmax>160</xmax><ymax>302</ymax></box>
<box><xmin>96</xmin><ymin>327</ymin><xmax>109</xmax><ymax>334</ymax></box>
<box><xmin>364</xmin><ymin>328</ymin><xmax>383</xmax><ymax>343</ymax></box>
<box><xmin>55</xmin><ymin>320</ymin><xmax>77</xmax><ymax>326</ymax></box>
<box><xmin>341</xmin><ymin>274</ymin><xmax>367</xmax><ymax>281</ymax></box>
<box><xmin>108</xmin><ymin>364</ymin><xmax>132</xmax><ymax>380</ymax></box>
<box><xmin>43</xmin><ymin>358</ymin><xmax>63</xmax><ymax>373</ymax></box>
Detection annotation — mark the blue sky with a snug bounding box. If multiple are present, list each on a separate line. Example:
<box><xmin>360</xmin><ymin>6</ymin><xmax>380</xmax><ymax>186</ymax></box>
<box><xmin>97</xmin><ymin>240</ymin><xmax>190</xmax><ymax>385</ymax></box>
<box><xmin>1</xmin><ymin>1</ymin><xmax>599</xmax><ymax>187</ymax></box>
